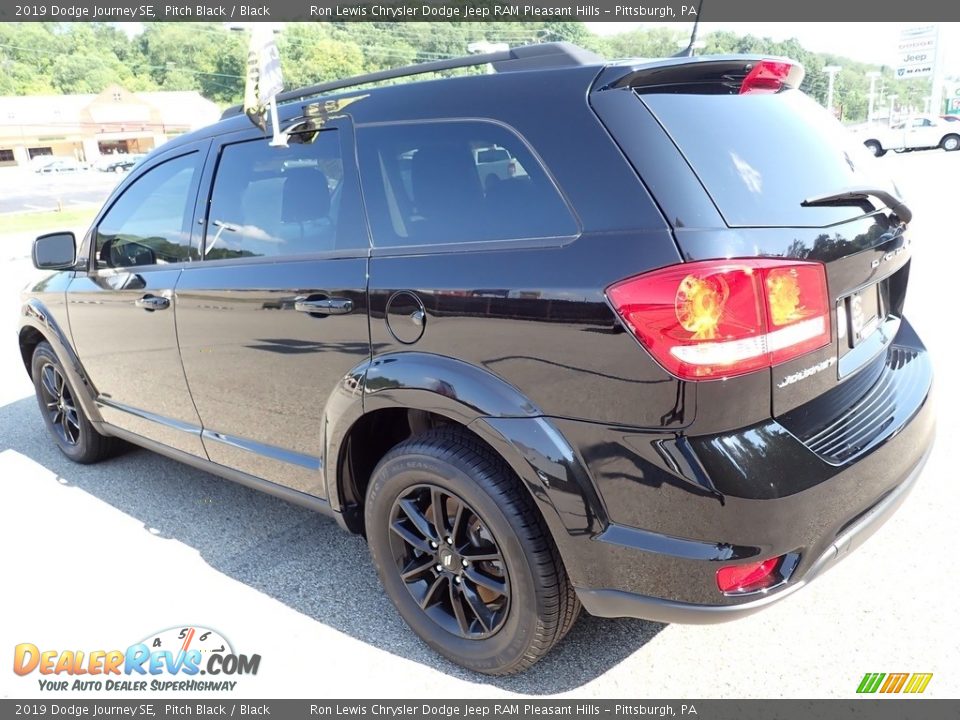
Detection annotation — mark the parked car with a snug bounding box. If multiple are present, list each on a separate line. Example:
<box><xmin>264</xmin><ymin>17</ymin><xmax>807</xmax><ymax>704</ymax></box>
<box><xmin>858</xmin><ymin>114</ymin><xmax>960</xmax><ymax>155</ymax></box>
<box><xmin>36</xmin><ymin>157</ymin><xmax>87</xmax><ymax>173</ymax></box>
<box><xmin>97</xmin><ymin>154</ymin><xmax>146</xmax><ymax>173</ymax></box>
<box><xmin>20</xmin><ymin>43</ymin><xmax>934</xmax><ymax>675</ymax></box>
<box><xmin>473</xmin><ymin>145</ymin><xmax>527</xmax><ymax>187</ymax></box>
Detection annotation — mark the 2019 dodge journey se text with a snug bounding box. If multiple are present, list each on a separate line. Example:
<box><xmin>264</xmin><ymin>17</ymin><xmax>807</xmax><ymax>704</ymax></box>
<box><xmin>19</xmin><ymin>43</ymin><xmax>935</xmax><ymax>674</ymax></box>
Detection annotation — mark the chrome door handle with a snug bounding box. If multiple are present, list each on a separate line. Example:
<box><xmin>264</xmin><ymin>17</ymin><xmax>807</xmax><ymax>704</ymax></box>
<box><xmin>135</xmin><ymin>294</ymin><xmax>170</xmax><ymax>311</ymax></box>
<box><xmin>294</xmin><ymin>296</ymin><xmax>353</xmax><ymax>315</ymax></box>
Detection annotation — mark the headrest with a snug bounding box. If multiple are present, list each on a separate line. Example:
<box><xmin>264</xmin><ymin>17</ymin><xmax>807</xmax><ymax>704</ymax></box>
<box><xmin>281</xmin><ymin>166</ymin><xmax>331</xmax><ymax>223</ymax></box>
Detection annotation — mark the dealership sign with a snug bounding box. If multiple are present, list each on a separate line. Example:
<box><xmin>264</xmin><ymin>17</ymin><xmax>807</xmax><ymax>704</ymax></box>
<box><xmin>894</xmin><ymin>25</ymin><xmax>937</xmax><ymax>78</ymax></box>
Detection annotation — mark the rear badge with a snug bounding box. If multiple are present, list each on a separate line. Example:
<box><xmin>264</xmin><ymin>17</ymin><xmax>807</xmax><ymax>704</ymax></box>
<box><xmin>777</xmin><ymin>356</ymin><xmax>837</xmax><ymax>388</ymax></box>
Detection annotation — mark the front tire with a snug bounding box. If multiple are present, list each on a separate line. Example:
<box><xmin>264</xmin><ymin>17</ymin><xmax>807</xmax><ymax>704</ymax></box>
<box><xmin>365</xmin><ymin>429</ymin><xmax>579</xmax><ymax>675</ymax></box>
<box><xmin>32</xmin><ymin>342</ymin><xmax>115</xmax><ymax>464</ymax></box>
<box><xmin>864</xmin><ymin>140</ymin><xmax>885</xmax><ymax>157</ymax></box>
<box><xmin>941</xmin><ymin>134</ymin><xmax>960</xmax><ymax>152</ymax></box>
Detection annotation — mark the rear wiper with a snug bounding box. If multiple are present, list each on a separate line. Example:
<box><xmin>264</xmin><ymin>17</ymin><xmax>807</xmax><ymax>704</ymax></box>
<box><xmin>801</xmin><ymin>186</ymin><xmax>912</xmax><ymax>224</ymax></box>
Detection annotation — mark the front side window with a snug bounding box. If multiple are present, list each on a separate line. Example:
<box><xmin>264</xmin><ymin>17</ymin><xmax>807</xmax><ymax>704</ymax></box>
<box><xmin>203</xmin><ymin>129</ymin><xmax>363</xmax><ymax>259</ymax></box>
<box><xmin>357</xmin><ymin>121</ymin><xmax>577</xmax><ymax>247</ymax></box>
<box><xmin>95</xmin><ymin>152</ymin><xmax>201</xmax><ymax>269</ymax></box>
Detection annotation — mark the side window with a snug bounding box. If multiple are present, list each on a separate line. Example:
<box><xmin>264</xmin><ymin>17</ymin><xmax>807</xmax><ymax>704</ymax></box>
<box><xmin>357</xmin><ymin>121</ymin><xmax>577</xmax><ymax>247</ymax></box>
<box><xmin>95</xmin><ymin>152</ymin><xmax>201</xmax><ymax>269</ymax></box>
<box><xmin>204</xmin><ymin>129</ymin><xmax>364</xmax><ymax>260</ymax></box>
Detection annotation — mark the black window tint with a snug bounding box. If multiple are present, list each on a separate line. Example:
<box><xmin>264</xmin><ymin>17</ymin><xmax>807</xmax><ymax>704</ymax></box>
<box><xmin>204</xmin><ymin>130</ymin><xmax>363</xmax><ymax>259</ymax></box>
<box><xmin>358</xmin><ymin>121</ymin><xmax>577</xmax><ymax>247</ymax></box>
<box><xmin>639</xmin><ymin>90</ymin><xmax>896</xmax><ymax>227</ymax></box>
<box><xmin>96</xmin><ymin>152</ymin><xmax>201</xmax><ymax>268</ymax></box>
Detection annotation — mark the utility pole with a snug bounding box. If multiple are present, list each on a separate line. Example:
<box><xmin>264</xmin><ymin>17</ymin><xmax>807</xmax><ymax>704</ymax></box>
<box><xmin>866</xmin><ymin>71</ymin><xmax>881</xmax><ymax>123</ymax></box>
<box><xmin>824</xmin><ymin>65</ymin><xmax>842</xmax><ymax>114</ymax></box>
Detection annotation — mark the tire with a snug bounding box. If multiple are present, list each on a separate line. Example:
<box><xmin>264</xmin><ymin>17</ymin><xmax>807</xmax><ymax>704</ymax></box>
<box><xmin>31</xmin><ymin>342</ymin><xmax>115</xmax><ymax>464</ymax></box>
<box><xmin>365</xmin><ymin>429</ymin><xmax>579</xmax><ymax>675</ymax></box>
<box><xmin>941</xmin><ymin>134</ymin><xmax>960</xmax><ymax>152</ymax></box>
<box><xmin>864</xmin><ymin>140</ymin><xmax>885</xmax><ymax>157</ymax></box>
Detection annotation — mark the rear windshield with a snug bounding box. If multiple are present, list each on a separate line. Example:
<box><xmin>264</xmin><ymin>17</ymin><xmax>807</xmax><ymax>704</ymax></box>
<box><xmin>641</xmin><ymin>90</ymin><xmax>896</xmax><ymax>227</ymax></box>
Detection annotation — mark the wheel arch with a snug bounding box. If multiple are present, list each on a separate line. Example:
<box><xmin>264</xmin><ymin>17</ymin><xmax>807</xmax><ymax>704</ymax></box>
<box><xmin>325</xmin><ymin>352</ymin><xmax>608</xmax><ymax>586</ymax></box>
<box><xmin>19</xmin><ymin>300</ymin><xmax>104</xmax><ymax>425</ymax></box>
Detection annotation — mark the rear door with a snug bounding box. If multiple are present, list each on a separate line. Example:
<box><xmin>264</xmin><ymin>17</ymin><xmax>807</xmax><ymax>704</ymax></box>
<box><xmin>174</xmin><ymin>122</ymin><xmax>369</xmax><ymax>497</ymax></box>
<box><xmin>591</xmin><ymin>60</ymin><xmax>913</xmax><ymax>416</ymax></box>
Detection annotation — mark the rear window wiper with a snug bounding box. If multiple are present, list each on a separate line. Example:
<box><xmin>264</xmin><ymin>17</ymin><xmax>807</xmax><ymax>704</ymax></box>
<box><xmin>801</xmin><ymin>186</ymin><xmax>912</xmax><ymax>224</ymax></box>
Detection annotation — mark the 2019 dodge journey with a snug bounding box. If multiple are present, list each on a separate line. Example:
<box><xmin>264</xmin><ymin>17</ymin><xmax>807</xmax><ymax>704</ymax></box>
<box><xmin>20</xmin><ymin>43</ymin><xmax>934</xmax><ymax>674</ymax></box>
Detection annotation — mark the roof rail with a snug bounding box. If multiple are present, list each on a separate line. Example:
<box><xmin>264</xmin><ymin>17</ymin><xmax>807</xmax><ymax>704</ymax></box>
<box><xmin>221</xmin><ymin>42</ymin><xmax>601</xmax><ymax>119</ymax></box>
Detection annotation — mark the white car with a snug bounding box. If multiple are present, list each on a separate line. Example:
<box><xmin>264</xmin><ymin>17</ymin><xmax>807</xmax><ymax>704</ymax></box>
<box><xmin>859</xmin><ymin>114</ymin><xmax>960</xmax><ymax>156</ymax></box>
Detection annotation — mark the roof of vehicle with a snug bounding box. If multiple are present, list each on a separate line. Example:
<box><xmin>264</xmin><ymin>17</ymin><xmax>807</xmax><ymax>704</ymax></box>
<box><xmin>156</xmin><ymin>44</ymin><xmax>795</xmax><ymax>159</ymax></box>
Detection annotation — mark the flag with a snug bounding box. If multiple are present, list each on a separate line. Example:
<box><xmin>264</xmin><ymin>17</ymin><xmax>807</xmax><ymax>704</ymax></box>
<box><xmin>243</xmin><ymin>25</ymin><xmax>284</xmax><ymax>132</ymax></box>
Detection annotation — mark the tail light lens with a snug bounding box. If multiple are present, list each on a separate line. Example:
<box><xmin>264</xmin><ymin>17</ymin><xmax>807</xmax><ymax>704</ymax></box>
<box><xmin>740</xmin><ymin>60</ymin><xmax>795</xmax><ymax>95</ymax></box>
<box><xmin>607</xmin><ymin>259</ymin><xmax>830</xmax><ymax>381</ymax></box>
<box><xmin>716</xmin><ymin>556</ymin><xmax>783</xmax><ymax>593</ymax></box>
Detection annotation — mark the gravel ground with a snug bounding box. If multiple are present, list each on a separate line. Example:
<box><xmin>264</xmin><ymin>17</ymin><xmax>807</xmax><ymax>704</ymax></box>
<box><xmin>0</xmin><ymin>150</ymin><xmax>957</xmax><ymax>699</ymax></box>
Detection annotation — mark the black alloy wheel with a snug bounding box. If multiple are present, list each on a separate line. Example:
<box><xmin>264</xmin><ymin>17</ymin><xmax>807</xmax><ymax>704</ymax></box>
<box><xmin>31</xmin><ymin>341</ymin><xmax>116</xmax><ymax>463</ymax></box>
<box><xmin>365</xmin><ymin>428</ymin><xmax>580</xmax><ymax>675</ymax></box>
<box><xmin>389</xmin><ymin>484</ymin><xmax>510</xmax><ymax>639</ymax></box>
<box><xmin>37</xmin><ymin>361</ymin><xmax>81</xmax><ymax>447</ymax></box>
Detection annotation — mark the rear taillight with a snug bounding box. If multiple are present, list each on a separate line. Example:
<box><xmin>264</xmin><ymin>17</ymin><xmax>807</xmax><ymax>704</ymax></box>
<box><xmin>740</xmin><ymin>60</ymin><xmax>795</xmax><ymax>95</ymax></box>
<box><xmin>606</xmin><ymin>259</ymin><xmax>830</xmax><ymax>381</ymax></box>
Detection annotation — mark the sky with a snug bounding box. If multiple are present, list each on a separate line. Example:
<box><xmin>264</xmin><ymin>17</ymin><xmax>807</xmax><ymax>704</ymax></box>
<box><xmin>585</xmin><ymin>22</ymin><xmax>960</xmax><ymax>76</ymax></box>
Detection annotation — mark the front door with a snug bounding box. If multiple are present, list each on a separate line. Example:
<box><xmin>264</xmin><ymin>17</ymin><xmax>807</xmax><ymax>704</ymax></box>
<box><xmin>174</xmin><ymin>124</ymin><xmax>370</xmax><ymax>497</ymax></box>
<box><xmin>68</xmin><ymin>144</ymin><xmax>208</xmax><ymax>457</ymax></box>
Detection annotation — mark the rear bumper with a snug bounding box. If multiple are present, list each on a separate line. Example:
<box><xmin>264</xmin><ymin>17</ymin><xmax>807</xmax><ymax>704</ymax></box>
<box><xmin>576</xmin><ymin>439</ymin><xmax>931</xmax><ymax>622</ymax></box>
<box><xmin>549</xmin><ymin>320</ymin><xmax>935</xmax><ymax>620</ymax></box>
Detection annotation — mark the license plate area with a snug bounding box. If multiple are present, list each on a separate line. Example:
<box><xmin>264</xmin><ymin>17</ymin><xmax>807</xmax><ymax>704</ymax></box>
<box><xmin>840</xmin><ymin>284</ymin><xmax>882</xmax><ymax>349</ymax></box>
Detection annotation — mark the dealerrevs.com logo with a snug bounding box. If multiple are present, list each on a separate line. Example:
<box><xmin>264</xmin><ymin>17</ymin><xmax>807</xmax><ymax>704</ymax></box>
<box><xmin>13</xmin><ymin>626</ymin><xmax>261</xmax><ymax>692</ymax></box>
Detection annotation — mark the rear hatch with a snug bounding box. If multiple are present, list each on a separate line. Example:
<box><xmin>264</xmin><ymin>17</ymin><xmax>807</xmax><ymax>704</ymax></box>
<box><xmin>591</xmin><ymin>57</ymin><xmax>918</xmax><ymax>456</ymax></box>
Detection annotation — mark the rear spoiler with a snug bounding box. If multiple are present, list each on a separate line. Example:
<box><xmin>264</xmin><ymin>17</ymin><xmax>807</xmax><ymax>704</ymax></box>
<box><xmin>594</xmin><ymin>56</ymin><xmax>805</xmax><ymax>95</ymax></box>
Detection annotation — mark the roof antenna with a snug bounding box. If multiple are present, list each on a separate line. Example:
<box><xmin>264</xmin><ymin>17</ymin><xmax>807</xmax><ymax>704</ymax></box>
<box><xmin>673</xmin><ymin>0</ymin><xmax>705</xmax><ymax>57</ymax></box>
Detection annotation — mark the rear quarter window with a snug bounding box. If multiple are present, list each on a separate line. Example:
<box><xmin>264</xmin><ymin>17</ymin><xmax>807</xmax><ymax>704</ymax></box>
<box><xmin>357</xmin><ymin>120</ymin><xmax>577</xmax><ymax>248</ymax></box>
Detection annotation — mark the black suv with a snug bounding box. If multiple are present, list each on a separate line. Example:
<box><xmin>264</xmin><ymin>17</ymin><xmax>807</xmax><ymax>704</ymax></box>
<box><xmin>20</xmin><ymin>43</ymin><xmax>934</xmax><ymax>675</ymax></box>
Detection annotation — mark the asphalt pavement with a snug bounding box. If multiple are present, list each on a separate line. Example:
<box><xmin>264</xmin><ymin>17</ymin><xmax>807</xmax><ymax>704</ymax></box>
<box><xmin>0</xmin><ymin>166</ymin><xmax>122</xmax><ymax>214</ymax></box>
<box><xmin>0</xmin><ymin>150</ymin><xmax>957</xmax><ymax>699</ymax></box>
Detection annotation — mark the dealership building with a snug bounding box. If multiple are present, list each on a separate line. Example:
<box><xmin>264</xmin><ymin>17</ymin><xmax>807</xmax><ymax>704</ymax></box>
<box><xmin>0</xmin><ymin>85</ymin><xmax>221</xmax><ymax>168</ymax></box>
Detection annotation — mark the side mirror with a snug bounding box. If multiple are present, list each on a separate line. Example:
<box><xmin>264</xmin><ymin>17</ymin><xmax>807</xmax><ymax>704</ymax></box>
<box><xmin>32</xmin><ymin>232</ymin><xmax>77</xmax><ymax>270</ymax></box>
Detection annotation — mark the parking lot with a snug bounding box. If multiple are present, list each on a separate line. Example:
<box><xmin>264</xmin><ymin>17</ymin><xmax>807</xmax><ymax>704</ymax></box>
<box><xmin>0</xmin><ymin>149</ymin><xmax>957</xmax><ymax>699</ymax></box>
<box><xmin>0</xmin><ymin>165</ymin><xmax>121</xmax><ymax>215</ymax></box>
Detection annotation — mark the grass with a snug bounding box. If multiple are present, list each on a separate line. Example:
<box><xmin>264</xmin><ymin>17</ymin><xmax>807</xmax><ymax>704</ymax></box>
<box><xmin>0</xmin><ymin>207</ymin><xmax>97</xmax><ymax>235</ymax></box>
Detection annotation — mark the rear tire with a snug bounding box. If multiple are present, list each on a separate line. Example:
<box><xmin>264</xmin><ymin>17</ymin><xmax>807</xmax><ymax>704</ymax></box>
<box><xmin>365</xmin><ymin>429</ymin><xmax>579</xmax><ymax>675</ymax></box>
<box><xmin>864</xmin><ymin>140</ymin><xmax>885</xmax><ymax>157</ymax></box>
<box><xmin>941</xmin><ymin>134</ymin><xmax>960</xmax><ymax>152</ymax></box>
<box><xmin>31</xmin><ymin>342</ymin><xmax>116</xmax><ymax>464</ymax></box>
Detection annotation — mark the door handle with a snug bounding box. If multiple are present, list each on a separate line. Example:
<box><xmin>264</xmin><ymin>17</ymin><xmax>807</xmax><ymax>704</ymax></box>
<box><xmin>294</xmin><ymin>296</ymin><xmax>353</xmax><ymax>316</ymax></box>
<box><xmin>135</xmin><ymin>294</ymin><xmax>170</xmax><ymax>311</ymax></box>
